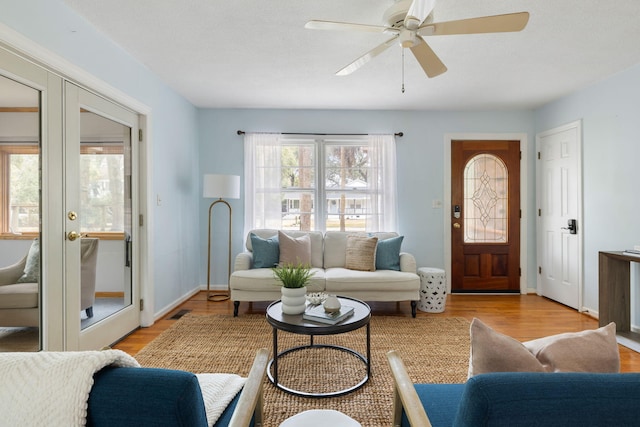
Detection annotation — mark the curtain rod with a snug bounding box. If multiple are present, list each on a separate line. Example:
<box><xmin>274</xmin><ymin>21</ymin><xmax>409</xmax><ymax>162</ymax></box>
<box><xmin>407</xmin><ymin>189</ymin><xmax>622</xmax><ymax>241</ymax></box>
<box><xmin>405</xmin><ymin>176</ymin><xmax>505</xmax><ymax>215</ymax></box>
<box><xmin>236</xmin><ymin>130</ymin><xmax>403</xmax><ymax>137</ymax></box>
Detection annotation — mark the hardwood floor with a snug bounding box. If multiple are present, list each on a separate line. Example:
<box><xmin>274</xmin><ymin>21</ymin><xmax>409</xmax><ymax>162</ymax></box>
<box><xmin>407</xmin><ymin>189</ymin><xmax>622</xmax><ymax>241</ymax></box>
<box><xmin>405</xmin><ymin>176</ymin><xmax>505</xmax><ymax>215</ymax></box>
<box><xmin>113</xmin><ymin>292</ymin><xmax>640</xmax><ymax>372</ymax></box>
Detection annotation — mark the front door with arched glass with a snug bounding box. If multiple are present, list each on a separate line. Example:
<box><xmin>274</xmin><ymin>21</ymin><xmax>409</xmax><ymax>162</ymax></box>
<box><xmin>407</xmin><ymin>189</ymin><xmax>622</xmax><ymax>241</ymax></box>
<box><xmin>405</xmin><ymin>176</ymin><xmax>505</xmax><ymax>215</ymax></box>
<box><xmin>451</xmin><ymin>140</ymin><xmax>520</xmax><ymax>292</ymax></box>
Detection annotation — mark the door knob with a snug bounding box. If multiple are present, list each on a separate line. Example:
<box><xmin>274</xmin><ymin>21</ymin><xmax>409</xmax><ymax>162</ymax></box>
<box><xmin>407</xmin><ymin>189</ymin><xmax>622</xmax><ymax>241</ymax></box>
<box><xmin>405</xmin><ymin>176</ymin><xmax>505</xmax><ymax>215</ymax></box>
<box><xmin>67</xmin><ymin>231</ymin><xmax>80</xmax><ymax>241</ymax></box>
<box><xmin>561</xmin><ymin>219</ymin><xmax>577</xmax><ymax>235</ymax></box>
<box><xmin>453</xmin><ymin>223</ymin><xmax>461</xmax><ymax>229</ymax></box>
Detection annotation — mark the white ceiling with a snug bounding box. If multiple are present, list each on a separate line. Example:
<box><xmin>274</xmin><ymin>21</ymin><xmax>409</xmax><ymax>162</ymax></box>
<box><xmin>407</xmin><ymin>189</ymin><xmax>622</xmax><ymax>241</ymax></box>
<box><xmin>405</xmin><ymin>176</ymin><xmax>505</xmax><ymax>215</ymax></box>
<box><xmin>61</xmin><ymin>0</ymin><xmax>640</xmax><ymax>111</ymax></box>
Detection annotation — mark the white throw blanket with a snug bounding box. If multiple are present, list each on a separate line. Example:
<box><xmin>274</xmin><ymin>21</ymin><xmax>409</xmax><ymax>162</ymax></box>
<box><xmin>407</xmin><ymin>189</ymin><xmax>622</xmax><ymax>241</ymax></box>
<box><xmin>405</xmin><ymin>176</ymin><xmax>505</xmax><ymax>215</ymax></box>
<box><xmin>0</xmin><ymin>350</ymin><xmax>139</xmax><ymax>427</ymax></box>
<box><xmin>196</xmin><ymin>374</ymin><xmax>246</xmax><ymax>427</ymax></box>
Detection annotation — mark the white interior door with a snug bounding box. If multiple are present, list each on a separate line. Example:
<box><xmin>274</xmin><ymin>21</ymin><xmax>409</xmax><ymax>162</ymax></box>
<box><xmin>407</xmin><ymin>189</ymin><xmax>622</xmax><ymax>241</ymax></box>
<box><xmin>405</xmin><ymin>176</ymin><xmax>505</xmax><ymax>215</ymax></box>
<box><xmin>65</xmin><ymin>82</ymin><xmax>139</xmax><ymax>350</ymax></box>
<box><xmin>536</xmin><ymin>120</ymin><xmax>583</xmax><ymax>309</ymax></box>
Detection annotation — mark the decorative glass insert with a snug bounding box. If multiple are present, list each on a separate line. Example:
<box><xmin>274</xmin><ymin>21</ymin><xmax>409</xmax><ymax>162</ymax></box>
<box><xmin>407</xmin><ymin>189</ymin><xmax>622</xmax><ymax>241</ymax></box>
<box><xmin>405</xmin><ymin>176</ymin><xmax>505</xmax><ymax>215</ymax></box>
<box><xmin>463</xmin><ymin>154</ymin><xmax>508</xmax><ymax>243</ymax></box>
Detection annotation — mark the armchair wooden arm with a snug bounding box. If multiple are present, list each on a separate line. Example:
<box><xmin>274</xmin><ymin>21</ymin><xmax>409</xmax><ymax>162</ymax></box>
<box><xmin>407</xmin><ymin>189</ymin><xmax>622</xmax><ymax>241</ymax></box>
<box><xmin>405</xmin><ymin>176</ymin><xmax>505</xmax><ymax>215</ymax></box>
<box><xmin>386</xmin><ymin>350</ymin><xmax>432</xmax><ymax>427</ymax></box>
<box><xmin>228</xmin><ymin>348</ymin><xmax>269</xmax><ymax>427</ymax></box>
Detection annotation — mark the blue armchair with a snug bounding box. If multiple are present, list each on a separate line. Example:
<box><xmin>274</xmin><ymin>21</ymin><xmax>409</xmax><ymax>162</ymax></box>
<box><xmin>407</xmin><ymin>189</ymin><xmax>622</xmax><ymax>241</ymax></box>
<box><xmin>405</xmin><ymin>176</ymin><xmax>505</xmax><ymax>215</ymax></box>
<box><xmin>88</xmin><ymin>348</ymin><xmax>268</xmax><ymax>427</ymax></box>
<box><xmin>387</xmin><ymin>350</ymin><xmax>640</xmax><ymax>427</ymax></box>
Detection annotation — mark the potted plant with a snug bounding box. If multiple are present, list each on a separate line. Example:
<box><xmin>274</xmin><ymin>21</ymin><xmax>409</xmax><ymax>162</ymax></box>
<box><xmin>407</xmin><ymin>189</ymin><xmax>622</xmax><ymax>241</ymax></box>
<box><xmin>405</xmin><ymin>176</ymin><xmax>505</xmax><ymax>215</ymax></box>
<box><xmin>273</xmin><ymin>263</ymin><xmax>315</xmax><ymax>315</ymax></box>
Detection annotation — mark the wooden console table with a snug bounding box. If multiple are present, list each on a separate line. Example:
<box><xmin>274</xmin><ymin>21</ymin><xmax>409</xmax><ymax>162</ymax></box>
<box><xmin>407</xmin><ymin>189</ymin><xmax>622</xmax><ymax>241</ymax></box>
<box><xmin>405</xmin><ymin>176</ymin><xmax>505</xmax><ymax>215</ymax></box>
<box><xmin>599</xmin><ymin>251</ymin><xmax>640</xmax><ymax>352</ymax></box>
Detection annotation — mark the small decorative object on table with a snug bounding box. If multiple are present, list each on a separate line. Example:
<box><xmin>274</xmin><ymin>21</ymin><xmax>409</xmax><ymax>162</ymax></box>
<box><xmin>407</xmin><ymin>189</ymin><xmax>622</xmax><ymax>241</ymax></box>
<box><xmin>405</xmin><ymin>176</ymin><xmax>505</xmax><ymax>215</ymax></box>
<box><xmin>306</xmin><ymin>292</ymin><xmax>328</xmax><ymax>305</ymax></box>
<box><xmin>323</xmin><ymin>294</ymin><xmax>341</xmax><ymax>313</ymax></box>
<box><xmin>273</xmin><ymin>263</ymin><xmax>315</xmax><ymax>315</ymax></box>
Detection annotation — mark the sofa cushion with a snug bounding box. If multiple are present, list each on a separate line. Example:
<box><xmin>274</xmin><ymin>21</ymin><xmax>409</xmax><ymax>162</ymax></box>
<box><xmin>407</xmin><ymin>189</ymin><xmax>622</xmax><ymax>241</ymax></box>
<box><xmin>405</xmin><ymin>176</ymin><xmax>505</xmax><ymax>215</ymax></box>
<box><xmin>523</xmin><ymin>322</ymin><xmax>620</xmax><ymax>373</ymax></box>
<box><xmin>468</xmin><ymin>318</ymin><xmax>620</xmax><ymax>377</ymax></box>
<box><xmin>408</xmin><ymin>383</ymin><xmax>465</xmax><ymax>427</ymax></box>
<box><xmin>246</xmin><ymin>230</ymin><xmax>324</xmax><ymax>268</ymax></box>
<box><xmin>231</xmin><ymin>267</ymin><xmax>325</xmax><ymax>293</ymax></box>
<box><xmin>325</xmin><ymin>268</ymin><xmax>419</xmax><ymax>292</ymax></box>
<box><xmin>375</xmin><ymin>235</ymin><xmax>404</xmax><ymax>271</ymax></box>
<box><xmin>278</xmin><ymin>231</ymin><xmax>311</xmax><ymax>266</ymax></box>
<box><xmin>324</xmin><ymin>231</ymin><xmax>399</xmax><ymax>268</ymax></box>
<box><xmin>17</xmin><ymin>239</ymin><xmax>39</xmax><ymax>284</ymax></box>
<box><xmin>345</xmin><ymin>235</ymin><xmax>378</xmax><ymax>271</ymax></box>
<box><xmin>250</xmin><ymin>233</ymin><xmax>279</xmax><ymax>269</ymax></box>
<box><xmin>0</xmin><ymin>282</ymin><xmax>38</xmax><ymax>309</ymax></box>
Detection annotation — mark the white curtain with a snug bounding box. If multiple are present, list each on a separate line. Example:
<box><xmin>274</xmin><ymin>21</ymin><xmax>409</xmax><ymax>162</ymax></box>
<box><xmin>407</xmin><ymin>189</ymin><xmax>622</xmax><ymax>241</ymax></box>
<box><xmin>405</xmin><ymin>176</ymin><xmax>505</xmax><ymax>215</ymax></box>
<box><xmin>243</xmin><ymin>133</ymin><xmax>282</xmax><ymax>237</ymax></box>
<box><xmin>244</xmin><ymin>132</ymin><xmax>398</xmax><ymax>234</ymax></box>
<box><xmin>366</xmin><ymin>134</ymin><xmax>398</xmax><ymax>232</ymax></box>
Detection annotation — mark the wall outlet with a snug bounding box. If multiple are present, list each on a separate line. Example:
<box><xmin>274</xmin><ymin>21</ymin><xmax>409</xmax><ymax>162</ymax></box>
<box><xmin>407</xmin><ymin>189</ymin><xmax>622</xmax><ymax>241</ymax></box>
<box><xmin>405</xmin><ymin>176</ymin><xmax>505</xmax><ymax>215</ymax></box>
<box><xmin>432</xmin><ymin>199</ymin><xmax>443</xmax><ymax>209</ymax></box>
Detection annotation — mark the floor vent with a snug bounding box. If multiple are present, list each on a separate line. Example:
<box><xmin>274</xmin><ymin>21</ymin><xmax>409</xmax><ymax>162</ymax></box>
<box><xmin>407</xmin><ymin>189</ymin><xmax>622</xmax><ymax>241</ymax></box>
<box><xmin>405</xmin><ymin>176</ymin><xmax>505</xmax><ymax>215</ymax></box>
<box><xmin>169</xmin><ymin>309</ymin><xmax>191</xmax><ymax>320</ymax></box>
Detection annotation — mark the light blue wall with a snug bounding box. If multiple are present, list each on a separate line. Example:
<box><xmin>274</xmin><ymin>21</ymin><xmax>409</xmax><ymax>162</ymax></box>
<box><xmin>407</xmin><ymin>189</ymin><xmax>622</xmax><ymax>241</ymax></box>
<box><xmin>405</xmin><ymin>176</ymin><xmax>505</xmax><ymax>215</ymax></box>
<box><xmin>198</xmin><ymin>109</ymin><xmax>537</xmax><ymax>288</ymax></box>
<box><xmin>0</xmin><ymin>0</ymin><xmax>202</xmax><ymax>315</ymax></box>
<box><xmin>534</xmin><ymin>63</ymin><xmax>640</xmax><ymax>318</ymax></box>
<box><xmin>6</xmin><ymin>0</ymin><xmax>637</xmax><ymax>324</ymax></box>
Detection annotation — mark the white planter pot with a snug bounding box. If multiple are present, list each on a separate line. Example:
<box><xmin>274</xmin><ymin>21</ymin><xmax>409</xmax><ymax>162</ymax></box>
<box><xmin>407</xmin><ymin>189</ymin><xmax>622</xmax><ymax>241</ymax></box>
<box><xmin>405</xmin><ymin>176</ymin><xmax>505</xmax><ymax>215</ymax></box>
<box><xmin>281</xmin><ymin>286</ymin><xmax>307</xmax><ymax>315</ymax></box>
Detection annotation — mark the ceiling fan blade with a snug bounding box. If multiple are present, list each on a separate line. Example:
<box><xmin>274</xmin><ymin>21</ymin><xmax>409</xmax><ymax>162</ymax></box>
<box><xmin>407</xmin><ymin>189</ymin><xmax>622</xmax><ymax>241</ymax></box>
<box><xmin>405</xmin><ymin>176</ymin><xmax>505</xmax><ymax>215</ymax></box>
<box><xmin>419</xmin><ymin>12</ymin><xmax>529</xmax><ymax>36</ymax></box>
<box><xmin>305</xmin><ymin>20</ymin><xmax>391</xmax><ymax>33</ymax></box>
<box><xmin>410</xmin><ymin>36</ymin><xmax>447</xmax><ymax>78</ymax></box>
<box><xmin>405</xmin><ymin>0</ymin><xmax>437</xmax><ymax>29</ymax></box>
<box><xmin>336</xmin><ymin>36</ymin><xmax>399</xmax><ymax>76</ymax></box>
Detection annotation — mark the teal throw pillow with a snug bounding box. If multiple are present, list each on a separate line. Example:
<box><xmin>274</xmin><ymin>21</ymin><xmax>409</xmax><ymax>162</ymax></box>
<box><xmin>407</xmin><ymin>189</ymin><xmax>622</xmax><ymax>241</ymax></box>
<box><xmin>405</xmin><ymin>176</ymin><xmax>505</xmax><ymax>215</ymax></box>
<box><xmin>375</xmin><ymin>235</ymin><xmax>404</xmax><ymax>271</ymax></box>
<box><xmin>17</xmin><ymin>238</ymin><xmax>40</xmax><ymax>283</ymax></box>
<box><xmin>250</xmin><ymin>233</ymin><xmax>279</xmax><ymax>269</ymax></box>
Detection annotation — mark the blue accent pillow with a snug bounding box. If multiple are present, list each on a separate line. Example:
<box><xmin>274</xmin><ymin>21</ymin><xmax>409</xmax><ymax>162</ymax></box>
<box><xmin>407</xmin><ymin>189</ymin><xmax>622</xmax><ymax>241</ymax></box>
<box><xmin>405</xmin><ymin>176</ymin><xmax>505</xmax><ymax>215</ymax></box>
<box><xmin>250</xmin><ymin>233</ymin><xmax>279</xmax><ymax>269</ymax></box>
<box><xmin>375</xmin><ymin>235</ymin><xmax>404</xmax><ymax>271</ymax></box>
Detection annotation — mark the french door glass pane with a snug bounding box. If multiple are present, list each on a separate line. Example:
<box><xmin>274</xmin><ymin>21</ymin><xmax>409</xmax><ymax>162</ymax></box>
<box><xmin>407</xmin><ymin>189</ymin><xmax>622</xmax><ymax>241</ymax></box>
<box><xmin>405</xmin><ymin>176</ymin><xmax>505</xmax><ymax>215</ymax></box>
<box><xmin>0</xmin><ymin>74</ymin><xmax>41</xmax><ymax>351</ymax></box>
<box><xmin>79</xmin><ymin>110</ymin><xmax>132</xmax><ymax>330</ymax></box>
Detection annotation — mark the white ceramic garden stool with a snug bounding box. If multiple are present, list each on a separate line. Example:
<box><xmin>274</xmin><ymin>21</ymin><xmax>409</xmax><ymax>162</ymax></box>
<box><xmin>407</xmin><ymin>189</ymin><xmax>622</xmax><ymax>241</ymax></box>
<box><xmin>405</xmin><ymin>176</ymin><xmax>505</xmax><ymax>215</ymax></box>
<box><xmin>279</xmin><ymin>410</ymin><xmax>361</xmax><ymax>427</ymax></box>
<box><xmin>417</xmin><ymin>267</ymin><xmax>447</xmax><ymax>313</ymax></box>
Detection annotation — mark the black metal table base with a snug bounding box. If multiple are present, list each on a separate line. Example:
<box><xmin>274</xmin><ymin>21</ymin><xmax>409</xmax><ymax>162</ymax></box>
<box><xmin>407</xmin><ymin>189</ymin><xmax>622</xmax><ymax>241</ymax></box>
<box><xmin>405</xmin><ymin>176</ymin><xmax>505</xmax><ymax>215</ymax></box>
<box><xmin>268</xmin><ymin>325</ymin><xmax>371</xmax><ymax>398</ymax></box>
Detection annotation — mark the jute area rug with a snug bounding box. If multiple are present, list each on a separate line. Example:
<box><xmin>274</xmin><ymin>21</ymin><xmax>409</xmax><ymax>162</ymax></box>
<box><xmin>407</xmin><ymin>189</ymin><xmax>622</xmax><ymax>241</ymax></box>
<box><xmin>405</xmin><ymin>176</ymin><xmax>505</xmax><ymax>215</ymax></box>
<box><xmin>134</xmin><ymin>314</ymin><xmax>471</xmax><ymax>427</ymax></box>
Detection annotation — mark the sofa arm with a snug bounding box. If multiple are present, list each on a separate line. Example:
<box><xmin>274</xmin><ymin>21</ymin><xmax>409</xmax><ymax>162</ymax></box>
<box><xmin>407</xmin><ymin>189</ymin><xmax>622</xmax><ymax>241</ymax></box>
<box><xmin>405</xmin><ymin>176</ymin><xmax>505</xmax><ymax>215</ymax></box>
<box><xmin>399</xmin><ymin>253</ymin><xmax>417</xmax><ymax>274</ymax></box>
<box><xmin>387</xmin><ymin>350</ymin><xmax>432</xmax><ymax>427</ymax></box>
<box><xmin>227</xmin><ymin>348</ymin><xmax>269</xmax><ymax>427</ymax></box>
<box><xmin>0</xmin><ymin>255</ymin><xmax>27</xmax><ymax>286</ymax></box>
<box><xmin>234</xmin><ymin>252</ymin><xmax>253</xmax><ymax>272</ymax></box>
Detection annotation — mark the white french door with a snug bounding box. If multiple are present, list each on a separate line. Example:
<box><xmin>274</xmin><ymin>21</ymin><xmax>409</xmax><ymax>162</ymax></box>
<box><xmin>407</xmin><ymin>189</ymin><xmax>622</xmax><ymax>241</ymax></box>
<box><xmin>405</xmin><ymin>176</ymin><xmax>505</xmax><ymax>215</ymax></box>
<box><xmin>536</xmin><ymin>121</ymin><xmax>583</xmax><ymax>310</ymax></box>
<box><xmin>64</xmin><ymin>82</ymin><xmax>140</xmax><ymax>350</ymax></box>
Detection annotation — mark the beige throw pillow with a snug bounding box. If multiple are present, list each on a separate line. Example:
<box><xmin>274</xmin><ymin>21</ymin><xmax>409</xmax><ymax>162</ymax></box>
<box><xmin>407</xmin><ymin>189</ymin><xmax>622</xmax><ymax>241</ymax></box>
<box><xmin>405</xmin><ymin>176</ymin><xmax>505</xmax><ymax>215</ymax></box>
<box><xmin>345</xmin><ymin>235</ymin><xmax>378</xmax><ymax>272</ymax></box>
<box><xmin>468</xmin><ymin>318</ymin><xmax>620</xmax><ymax>378</ymax></box>
<box><xmin>278</xmin><ymin>231</ymin><xmax>311</xmax><ymax>266</ymax></box>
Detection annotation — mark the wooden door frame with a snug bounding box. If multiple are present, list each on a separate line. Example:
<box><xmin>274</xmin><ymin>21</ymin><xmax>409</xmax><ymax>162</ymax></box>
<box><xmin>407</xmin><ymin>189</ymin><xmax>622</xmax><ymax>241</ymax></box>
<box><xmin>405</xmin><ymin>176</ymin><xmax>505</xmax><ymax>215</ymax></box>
<box><xmin>444</xmin><ymin>133</ymin><xmax>529</xmax><ymax>294</ymax></box>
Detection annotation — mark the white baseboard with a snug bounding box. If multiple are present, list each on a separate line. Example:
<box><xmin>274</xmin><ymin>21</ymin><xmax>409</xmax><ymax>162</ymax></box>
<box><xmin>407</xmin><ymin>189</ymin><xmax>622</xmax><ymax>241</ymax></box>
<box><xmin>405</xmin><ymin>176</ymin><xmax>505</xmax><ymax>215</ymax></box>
<box><xmin>153</xmin><ymin>287</ymin><xmax>202</xmax><ymax>323</ymax></box>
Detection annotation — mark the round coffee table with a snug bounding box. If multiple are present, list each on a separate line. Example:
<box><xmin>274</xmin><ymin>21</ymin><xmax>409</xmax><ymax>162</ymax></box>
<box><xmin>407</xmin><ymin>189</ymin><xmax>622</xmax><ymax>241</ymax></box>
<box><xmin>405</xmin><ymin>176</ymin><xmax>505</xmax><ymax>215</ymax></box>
<box><xmin>266</xmin><ymin>296</ymin><xmax>371</xmax><ymax>398</ymax></box>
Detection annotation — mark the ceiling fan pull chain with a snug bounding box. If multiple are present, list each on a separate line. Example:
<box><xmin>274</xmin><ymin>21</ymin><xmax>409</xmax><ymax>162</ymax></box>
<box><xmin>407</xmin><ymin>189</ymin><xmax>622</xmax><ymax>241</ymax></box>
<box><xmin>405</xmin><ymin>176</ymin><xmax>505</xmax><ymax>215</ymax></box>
<box><xmin>401</xmin><ymin>48</ymin><xmax>405</xmax><ymax>93</ymax></box>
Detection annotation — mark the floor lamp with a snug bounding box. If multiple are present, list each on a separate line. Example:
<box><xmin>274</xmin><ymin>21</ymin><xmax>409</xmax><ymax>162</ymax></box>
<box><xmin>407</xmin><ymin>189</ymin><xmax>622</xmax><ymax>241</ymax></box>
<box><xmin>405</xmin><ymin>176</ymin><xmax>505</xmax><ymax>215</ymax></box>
<box><xmin>203</xmin><ymin>174</ymin><xmax>240</xmax><ymax>302</ymax></box>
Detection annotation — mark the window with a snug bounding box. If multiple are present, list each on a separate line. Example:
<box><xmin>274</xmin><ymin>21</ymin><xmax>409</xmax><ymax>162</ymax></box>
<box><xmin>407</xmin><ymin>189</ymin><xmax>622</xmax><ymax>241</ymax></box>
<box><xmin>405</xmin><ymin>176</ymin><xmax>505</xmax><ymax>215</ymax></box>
<box><xmin>1</xmin><ymin>142</ymin><xmax>125</xmax><ymax>238</ymax></box>
<box><xmin>244</xmin><ymin>133</ymin><xmax>397</xmax><ymax>234</ymax></box>
<box><xmin>1</xmin><ymin>144</ymin><xmax>40</xmax><ymax>234</ymax></box>
<box><xmin>463</xmin><ymin>153</ymin><xmax>508</xmax><ymax>242</ymax></box>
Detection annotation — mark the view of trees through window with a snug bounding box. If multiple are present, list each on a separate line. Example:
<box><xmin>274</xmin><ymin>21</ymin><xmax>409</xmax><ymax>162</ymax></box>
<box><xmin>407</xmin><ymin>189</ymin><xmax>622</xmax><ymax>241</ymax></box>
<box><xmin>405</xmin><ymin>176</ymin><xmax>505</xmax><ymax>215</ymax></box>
<box><xmin>280</xmin><ymin>139</ymin><xmax>372</xmax><ymax>232</ymax></box>
<box><xmin>2</xmin><ymin>144</ymin><xmax>124</xmax><ymax>235</ymax></box>
<box><xmin>8</xmin><ymin>150</ymin><xmax>39</xmax><ymax>233</ymax></box>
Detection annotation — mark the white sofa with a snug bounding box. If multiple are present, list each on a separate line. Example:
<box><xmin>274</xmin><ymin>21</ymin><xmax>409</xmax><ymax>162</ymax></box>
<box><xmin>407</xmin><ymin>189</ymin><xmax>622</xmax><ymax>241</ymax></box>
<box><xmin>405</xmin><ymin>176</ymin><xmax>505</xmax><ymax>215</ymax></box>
<box><xmin>230</xmin><ymin>229</ymin><xmax>420</xmax><ymax>317</ymax></box>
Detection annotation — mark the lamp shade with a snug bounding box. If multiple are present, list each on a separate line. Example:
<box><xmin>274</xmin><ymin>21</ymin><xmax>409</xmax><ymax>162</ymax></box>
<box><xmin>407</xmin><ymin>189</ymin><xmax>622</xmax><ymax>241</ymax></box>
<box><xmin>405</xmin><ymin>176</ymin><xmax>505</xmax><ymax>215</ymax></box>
<box><xmin>203</xmin><ymin>174</ymin><xmax>240</xmax><ymax>199</ymax></box>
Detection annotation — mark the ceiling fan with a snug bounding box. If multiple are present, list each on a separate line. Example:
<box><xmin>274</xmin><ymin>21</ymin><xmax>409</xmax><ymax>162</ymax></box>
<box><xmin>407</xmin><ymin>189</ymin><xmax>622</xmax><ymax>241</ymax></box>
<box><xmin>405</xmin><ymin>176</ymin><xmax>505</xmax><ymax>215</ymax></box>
<box><xmin>305</xmin><ymin>0</ymin><xmax>529</xmax><ymax>78</ymax></box>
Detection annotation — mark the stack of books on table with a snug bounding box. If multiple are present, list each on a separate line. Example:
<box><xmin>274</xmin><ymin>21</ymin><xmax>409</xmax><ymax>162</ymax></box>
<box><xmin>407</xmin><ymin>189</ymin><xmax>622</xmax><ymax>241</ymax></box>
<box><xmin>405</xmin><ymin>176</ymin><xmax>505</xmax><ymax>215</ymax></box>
<box><xmin>303</xmin><ymin>304</ymin><xmax>354</xmax><ymax>325</ymax></box>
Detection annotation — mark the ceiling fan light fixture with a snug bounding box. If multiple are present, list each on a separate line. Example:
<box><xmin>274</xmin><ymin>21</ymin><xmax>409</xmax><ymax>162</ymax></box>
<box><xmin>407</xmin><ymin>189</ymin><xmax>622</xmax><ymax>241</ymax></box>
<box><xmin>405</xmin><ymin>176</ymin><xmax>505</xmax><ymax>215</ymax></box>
<box><xmin>399</xmin><ymin>30</ymin><xmax>417</xmax><ymax>48</ymax></box>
